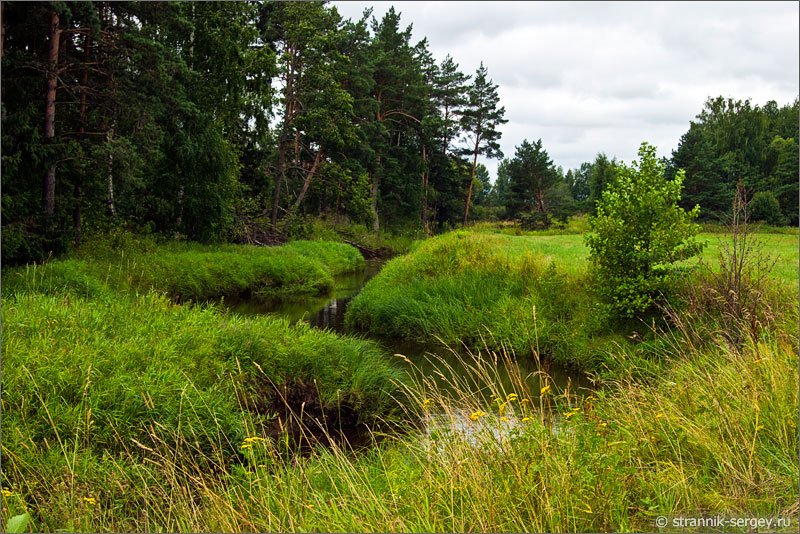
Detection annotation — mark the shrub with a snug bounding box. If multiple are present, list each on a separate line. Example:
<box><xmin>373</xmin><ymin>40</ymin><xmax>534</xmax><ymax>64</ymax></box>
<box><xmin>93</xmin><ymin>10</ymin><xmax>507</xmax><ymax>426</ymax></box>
<box><xmin>749</xmin><ymin>190</ymin><xmax>785</xmax><ymax>226</ymax></box>
<box><xmin>585</xmin><ymin>142</ymin><xmax>703</xmax><ymax>319</ymax></box>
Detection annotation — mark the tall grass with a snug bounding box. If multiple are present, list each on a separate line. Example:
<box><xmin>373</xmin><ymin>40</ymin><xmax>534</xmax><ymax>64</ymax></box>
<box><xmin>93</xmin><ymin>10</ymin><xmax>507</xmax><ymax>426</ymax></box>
<box><xmin>2</xmin><ymin>233</ymin><xmax>365</xmax><ymax>303</ymax></box>
<box><xmin>4</xmin><ymin>315</ymin><xmax>795</xmax><ymax>532</ymax></box>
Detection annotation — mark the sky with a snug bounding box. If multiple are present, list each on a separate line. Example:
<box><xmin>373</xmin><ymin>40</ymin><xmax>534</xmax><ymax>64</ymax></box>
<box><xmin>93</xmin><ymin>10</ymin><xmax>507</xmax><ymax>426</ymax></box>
<box><xmin>332</xmin><ymin>1</ymin><xmax>800</xmax><ymax>181</ymax></box>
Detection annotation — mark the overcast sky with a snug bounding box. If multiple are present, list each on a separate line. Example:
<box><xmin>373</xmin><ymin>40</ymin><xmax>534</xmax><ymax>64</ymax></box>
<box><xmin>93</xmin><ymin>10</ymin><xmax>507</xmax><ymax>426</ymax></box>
<box><xmin>332</xmin><ymin>1</ymin><xmax>799</xmax><ymax>181</ymax></box>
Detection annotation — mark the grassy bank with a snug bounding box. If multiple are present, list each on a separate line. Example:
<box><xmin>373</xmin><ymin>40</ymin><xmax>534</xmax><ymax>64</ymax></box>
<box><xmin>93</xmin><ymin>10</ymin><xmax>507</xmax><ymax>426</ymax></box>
<box><xmin>2</xmin><ymin>233</ymin><xmax>364</xmax><ymax>303</ymax></box>
<box><xmin>345</xmin><ymin>228</ymin><xmax>797</xmax><ymax>373</ymax></box>
<box><xmin>345</xmin><ymin>231</ymin><xmax>621</xmax><ymax>371</ymax></box>
<box><xmin>0</xmin><ymin>287</ymin><xmax>404</xmax><ymax>531</ymax></box>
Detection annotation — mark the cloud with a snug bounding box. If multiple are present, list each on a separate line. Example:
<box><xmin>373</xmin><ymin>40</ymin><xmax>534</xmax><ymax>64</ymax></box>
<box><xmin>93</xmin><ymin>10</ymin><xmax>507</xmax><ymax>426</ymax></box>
<box><xmin>332</xmin><ymin>1</ymin><xmax>799</xmax><ymax>179</ymax></box>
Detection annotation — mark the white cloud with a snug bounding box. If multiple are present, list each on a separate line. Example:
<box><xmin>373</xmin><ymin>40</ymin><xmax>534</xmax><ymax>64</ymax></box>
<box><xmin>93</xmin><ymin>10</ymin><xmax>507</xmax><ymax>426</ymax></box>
<box><xmin>333</xmin><ymin>1</ymin><xmax>799</xmax><ymax>180</ymax></box>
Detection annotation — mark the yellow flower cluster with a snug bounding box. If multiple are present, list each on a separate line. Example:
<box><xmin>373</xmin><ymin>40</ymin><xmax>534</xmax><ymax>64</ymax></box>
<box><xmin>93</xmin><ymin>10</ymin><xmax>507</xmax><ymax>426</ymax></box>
<box><xmin>84</xmin><ymin>497</ymin><xmax>96</xmax><ymax>506</ymax></box>
<box><xmin>241</xmin><ymin>436</ymin><xmax>265</xmax><ymax>449</ymax></box>
<box><xmin>422</xmin><ymin>398</ymin><xmax>434</xmax><ymax>408</ymax></box>
<box><xmin>540</xmin><ymin>384</ymin><xmax>551</xmax><ymax>396</ymax></box>
<box><xmin>562</xmin><ymin>407</ymin><xmax>580</xmax><ymax>421</ymax></box>
<box><xmin>469</xmin><ymin>411</ymin><xmax>487</xmax><ymax>421</ymax></box>
<box><xmin>1</xmin><ymin>488</ymin><xmax>13</xmax><ymax>498</ymax></box>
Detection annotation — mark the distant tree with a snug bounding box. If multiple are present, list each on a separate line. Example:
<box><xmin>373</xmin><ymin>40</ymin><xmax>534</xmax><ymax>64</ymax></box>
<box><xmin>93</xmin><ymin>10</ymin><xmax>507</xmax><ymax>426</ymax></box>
<box><xmin>588</xmin><ymin>153</ymin><xmax>617</xmax><ymax>210</ymax></box>
<box><xmin>750</xmin><ymin>191</ymin><xmax>785</xmax><ymax>226</ymax></box>
<box><xmin>459</xmin><ymin>62</ymin><xmax>507</xmax><ymax>225</ymax></box>
<box><xmin>471</xmin><ymin>163</ymin><xmax>492</xmax><ymax>205</ymax></box>
<box><xmin>505</xmin><ymin>139</ymin><xmax>559</xmax><ymax>219</ymax></box>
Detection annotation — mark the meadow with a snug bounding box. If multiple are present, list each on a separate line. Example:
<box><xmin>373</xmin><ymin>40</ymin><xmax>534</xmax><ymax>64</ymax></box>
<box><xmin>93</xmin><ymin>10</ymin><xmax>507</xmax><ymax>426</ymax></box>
<box><xmin>1</xmin><ymin>225</ymin><xmax>798</xmax><ymax>532</ymax></box>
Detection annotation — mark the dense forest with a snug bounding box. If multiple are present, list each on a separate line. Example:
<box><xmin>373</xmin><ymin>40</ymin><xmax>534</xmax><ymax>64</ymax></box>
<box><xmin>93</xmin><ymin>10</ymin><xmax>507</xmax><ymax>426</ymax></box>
<box><xmin>2</xmin><ymin>1</ymin><xmax>798</xmax><ymax>265</ymax></box>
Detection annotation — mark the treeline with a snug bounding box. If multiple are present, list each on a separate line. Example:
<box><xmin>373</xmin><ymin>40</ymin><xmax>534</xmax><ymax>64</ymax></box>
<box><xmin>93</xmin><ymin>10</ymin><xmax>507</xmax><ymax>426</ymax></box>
<box><xmin>482</xmin><ymin>96</ymin><xmax>799</xmax><ymax>229</ymax></box>
<box><xmin>3</xmin><ymin>2</ymin><xmax>797</xmax><ymax>265</ymax></box>
<box><xmin>1</xmin><ymin>1</ymin><xmax>506</xmax><ymax>264</ymax></box>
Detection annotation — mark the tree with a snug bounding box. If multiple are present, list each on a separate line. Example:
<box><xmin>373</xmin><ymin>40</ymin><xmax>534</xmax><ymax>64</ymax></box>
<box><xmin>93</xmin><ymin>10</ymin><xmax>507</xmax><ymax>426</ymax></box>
<box><xmin>749</xmin><ymin>191</ymin><xmax>785</xmax><ymax>226</ymax></box>
<box><xmin>588</xmin><ymin>153</ymin><xmax>617</xmax><ymax>210</ymax></box>
<box><xmin>585</xmin><ymin>142</ymin><xmax>703</xmax><ymax>318</ymax></box>
<box><xmin>459</xmin><ymin>62</ymin><xmax>506</xmax><ymax>226</ymax></box>
<box><xmin>505</xmin><ymin>139</ymin><xmax>559</xmax><ymax>219</ymax></box>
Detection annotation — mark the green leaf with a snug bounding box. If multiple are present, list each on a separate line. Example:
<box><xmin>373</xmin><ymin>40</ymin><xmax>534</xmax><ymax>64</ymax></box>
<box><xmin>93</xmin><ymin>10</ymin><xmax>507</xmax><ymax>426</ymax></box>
<box><xmin>5</xmin><ymin>513</ymin><xmax>30</xmax><ymax>534</ymax></box>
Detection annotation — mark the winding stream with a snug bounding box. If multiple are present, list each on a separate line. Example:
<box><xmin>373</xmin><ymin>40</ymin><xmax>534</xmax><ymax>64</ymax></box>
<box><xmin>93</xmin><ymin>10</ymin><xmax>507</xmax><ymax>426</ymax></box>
<box><xmin>216</xmin><ymin>259</ymin><xmax>593</xmax><ymax>439</ymax></box>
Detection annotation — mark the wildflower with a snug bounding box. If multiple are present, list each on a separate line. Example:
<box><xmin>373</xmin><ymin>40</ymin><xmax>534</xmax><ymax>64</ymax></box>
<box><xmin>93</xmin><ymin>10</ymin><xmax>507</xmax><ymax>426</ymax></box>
<box><xmin>306</xmin><ymin>504</ymin><xmax>315</xmax><ymax>509</ymax></box>
<box><xmin>500</xmin><ymin>417</ymin><xmax>508</xmax><ymax>421</ymax></box>
<box><xmin>241</xmin><ymin>443</ymin><xmax>253</xmax><ymax>449</ymax></box>
<box><xmin>563</xmin><ymin>411</ymin><xmax>577</xmax><ymax>420</ymax></box>
<box><xmin>585</xmin><ymin>395</ymin><xmax>596</xmax><ymax>402</ymax></box>
<box><xmin>522</xmin><ymin>417</ymin><xmax>533</xmax><ymax>422</ymax></box>
<box><xmin>540</xmin><ymin>384</ymin><xmax>551</xmax><ymax>396</ymax></box>
<box><xmin>1</xmin><ymin>488</ymin><xmax>13</xmax><ymax>498</ymax></box>
<box><xmin>655</xmin><ymin>413</ymin><xmax>665</xmax><ymax>419</ymax></box>
<box><xmin>600</xmin><ymin>422</ymin><xmax>607</xmax><ymax>427</ymax></box>
<box><xmin>506</xmin><ymin>393</ymin><xmax>519</xmax><ymax>402</ymax></box>
<box><xmin>258</xmin><ymin>464</ymin><xmax>269</xmax><ymax>468</ymax></box>
<box><xmin>243</xmin><ymin>436</ymin><xmax>265</xmax><ymax>443</ymax></box>
<box><xmin>84</xmin><ymin>497</ymin><xmax>96</xmax><ymax>506</ymax></box>
<box><xmin>422</xmin><ymin>398</ymin><xmax>434</xmax><ymax>408</ymax></box>
<box><xmin>469</xmin><ymin>411</ymin><xmax>487</xmax><ymax>421</ymax></box>
<box><xmin>520</xmin><ymin>398</ymin><xmax>530</xmax><ymax>404</ymax></box>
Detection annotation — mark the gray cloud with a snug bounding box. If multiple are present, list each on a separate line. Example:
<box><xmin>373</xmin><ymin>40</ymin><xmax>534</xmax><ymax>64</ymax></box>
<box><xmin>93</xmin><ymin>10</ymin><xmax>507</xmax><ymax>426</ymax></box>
<box><xmin>333</xmin><ymin>1</ymin><xmax>799</xmax><ymax>179</ymax></box>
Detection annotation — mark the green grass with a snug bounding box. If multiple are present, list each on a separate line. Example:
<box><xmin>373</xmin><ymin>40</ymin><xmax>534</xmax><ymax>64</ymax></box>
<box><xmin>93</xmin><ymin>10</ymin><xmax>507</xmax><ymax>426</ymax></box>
<box><xmin>2</xmin><ymin>226</ymin><xmax>797</xmax><ymax>532</ymax></box>
<box><xmin>0</xmin><ymin>288</ymin><xmax>404</xmax><ymax>531</ymax></box>
<box><xmin>2</xmin><ymin>233</ymin><xmax>365</xmax><ymax>303</ymax></box>
<box><xmin>345</xmin><ymin>231</ymin><xmax>620</xmax><ymax>371</ymax></box>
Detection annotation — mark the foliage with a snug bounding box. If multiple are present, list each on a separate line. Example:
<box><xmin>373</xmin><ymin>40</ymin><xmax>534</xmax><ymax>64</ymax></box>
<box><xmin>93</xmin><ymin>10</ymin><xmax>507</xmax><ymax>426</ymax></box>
<box><xmin>750</xmin><ymin>191</ymin><xmax>786</xmax><ymax>226</ymax></box>
<box><xmin>585</xmin><ymin>143</ymin><xmax>703</xmax><ymax>319</ymax></box>
<box><xmin>669</xmin><ymin>96</ymin><xmax>799</xmax><ymax>224</ymax></box>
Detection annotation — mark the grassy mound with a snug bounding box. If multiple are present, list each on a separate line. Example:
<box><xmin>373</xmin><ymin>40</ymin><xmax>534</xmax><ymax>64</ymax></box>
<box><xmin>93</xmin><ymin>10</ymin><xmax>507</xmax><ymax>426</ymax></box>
<box><xmin>2</xmin><ymin>233</ymin><xmax>365</xmax><ymax>303</ymax></box>
<box><xmin>0</xmin><ymin>289</ymin><xmax>404</xmax><ymax>529</ymax></box>
<box><xmin>345</xmin><ymin>230</ymin><xmax>615</xmax><ymax>370</ymax></box>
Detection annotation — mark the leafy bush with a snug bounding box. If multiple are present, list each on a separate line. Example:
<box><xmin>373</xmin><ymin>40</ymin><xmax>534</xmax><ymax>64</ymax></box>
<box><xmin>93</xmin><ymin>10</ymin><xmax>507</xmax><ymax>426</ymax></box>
<box><xmin>585</xmin><ymin>143</ymin><xmax>703</xmax><ymax>319</ymax></box>
<box><xmin>750</xmin><ymin>190</ymin><xmax>786</xmax><ymax>226</ymax></box>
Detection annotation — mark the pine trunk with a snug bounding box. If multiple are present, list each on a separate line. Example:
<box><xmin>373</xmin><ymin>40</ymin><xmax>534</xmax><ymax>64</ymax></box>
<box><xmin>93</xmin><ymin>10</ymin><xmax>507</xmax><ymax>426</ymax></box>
<box><xmin>43</xmin><ymin>9</ymin><xmax>61</xmax><ymax>217</ymax></box>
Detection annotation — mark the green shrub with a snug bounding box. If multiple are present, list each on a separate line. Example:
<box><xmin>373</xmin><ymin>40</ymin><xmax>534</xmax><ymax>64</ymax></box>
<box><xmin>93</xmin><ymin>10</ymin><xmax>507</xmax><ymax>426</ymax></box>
<box><xmin>750</xmin><ymin>190</ymin><xmax>786</xmax><ymax>226</ymax></box>
<box><xmin>585</xmin><ymin>143</ymin><xmax>703</xmax><ymax>319</ymax></box>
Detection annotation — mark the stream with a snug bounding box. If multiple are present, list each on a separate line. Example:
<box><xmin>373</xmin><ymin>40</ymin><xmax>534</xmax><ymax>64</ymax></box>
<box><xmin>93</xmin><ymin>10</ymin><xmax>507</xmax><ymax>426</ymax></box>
<box><xmin>215</xmin><ymin>259</ymin><xmax>593</xmax><ymax>448</ymax></box>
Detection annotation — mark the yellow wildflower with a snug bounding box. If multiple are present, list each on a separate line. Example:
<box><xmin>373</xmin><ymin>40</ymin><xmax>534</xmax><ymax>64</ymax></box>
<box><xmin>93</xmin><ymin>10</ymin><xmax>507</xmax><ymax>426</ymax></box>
<box><xmin>243</xmin><ymin>436</ymin><xmax>265</xmax><ymax>443</ymax></box>
<box><xmin>540</xmin><ymin>384</ymin><xmax>551</xmax><ymax>396</ymax></box>
<box><xmin>84</xmin><ymin>497</ymin><xmax>96</xmax><ymax>506</ymax></box>
<box><xmin>422</xmin><ymin>398</ymin><xmax>434</xmax><ymax>408</ymax></box>
<box><xmin>520</xmin><ymin>398</ymin><xmax>530</xmax><ymax>403</ymax></box>
<box><xmin>469</xmin><ymin>411</ymin><xmax>487</xmax><ymax>421</ymax></box>
<box><xmin>655</xmin><ymin>413</ymin><xmax>665</xmax><ymax>419</ymax></box>
<box><xmin>522</xmin><ymin>417</ymin><xmax>533</xmax><ymax>422</ymax></box>
<box><xmin>501</xmin><ymin>417</ymin><xmax>508</xmax><ymax>421</ymax></box>
<box><xmin>563</xmin><ymin>411</ymin><xmax>577</xmax><ymax>420</ymax></box>
<box><xmin>600</xmin><ymin>422</ymin><xmax>607</xmax><ymax>427</ymax></box>
<box><xmin>506</xmin><ymin>393</ymin><xmax>519</xmax><ymax>402</ymax></box>
<box><xmin>241</xmin><ymin>443</ymin><xmax>253</xmax><ymax>449</ymax></box>
<box><xmin>1</xmin><ymin>489</ymin><xmax>13</xmax><ymax>498</ymax></box>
